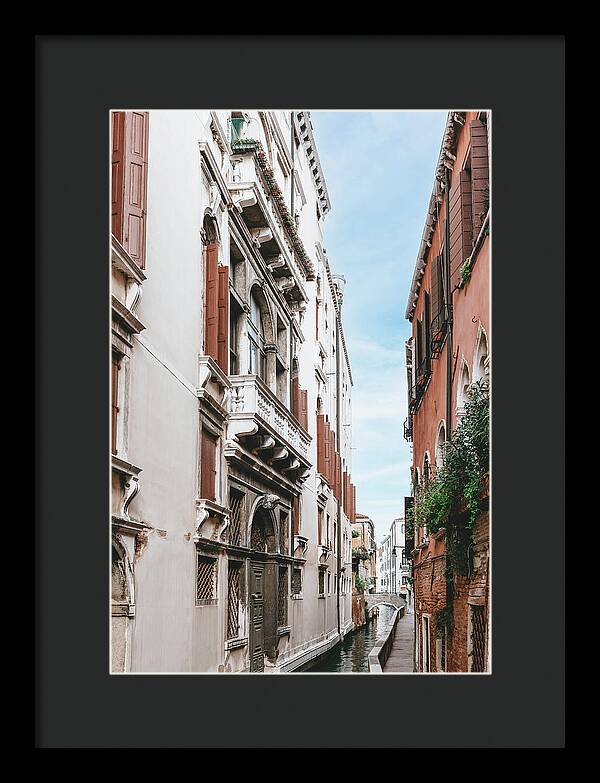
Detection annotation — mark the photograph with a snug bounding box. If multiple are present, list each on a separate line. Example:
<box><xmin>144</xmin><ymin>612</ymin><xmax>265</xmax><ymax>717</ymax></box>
<box><xmin>110</xmin><ymin>108</ymin><xmax>491</xmax><ymax>674</ymax></box>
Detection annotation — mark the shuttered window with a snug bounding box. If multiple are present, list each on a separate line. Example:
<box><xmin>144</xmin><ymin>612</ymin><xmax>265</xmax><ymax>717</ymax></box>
<box><xmin>416</xmin><ymin>319</ymin><xmax>423</xmax><ymax>372</ymax></box>
<box><xmin>111</xmin><ymin>111</ymin><xmax>149</xmax><ymax>269</ymax></box>
<box><xmin>196</xmin><ymin>554</ymin><xmax>218</xmax><ymax>604</ymax></box>
<box><xmin>470</xmin><ymin>119</ymin><xmax>489</xmax><ymax>237</ymax></box>
<box><xmin>292</xmin><ymin>568</ymin><xmax>302</xmax><ymax>597</ymax></box>
<box><xmin>424</xmin><ymin>292</ymin><xmax>432</xmax><ymax>372</ymax></box>
<box><xmin>217</xmin><ymin>266</ymin><xmax>229</xmax><ymax>374</ymax></box>
<box><xmin>317</xmin><ymin>414</ymin><xmax>326</xmax><ymax>475</ymax></box>
<box><xmin>204</xmin><ymin>243</ymin><xmax>219</xmax><ymax>360</ymax></box>
<box><xmin>449</xmin><ymin>169</ymin><xmax>473</xmax><ymax>290</ymax></box>
<box><xmin>299</xmin><ymin>389</ymin><xmax>308</xmax><ymax>431</ymax></box>
<box><xmin>200</xmin><ymin>429</ymin><xmax>217</xmax><ymax>502</ymax></box>
<box><xmin>293</xmin><ymin>494</ymin><xmax>300</xmax><ymax>536</ymax></box>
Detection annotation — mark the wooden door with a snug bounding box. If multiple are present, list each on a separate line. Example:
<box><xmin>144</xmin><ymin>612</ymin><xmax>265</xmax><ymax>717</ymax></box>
<box><xmin>249</xmin><ymin>561</ymin><xmax>265</xmax><ymax>672</ymax></box>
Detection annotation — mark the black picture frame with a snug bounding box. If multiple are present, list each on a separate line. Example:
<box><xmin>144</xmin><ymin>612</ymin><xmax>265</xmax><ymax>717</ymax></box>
<box><xmin>36</xmin><ymin>34</ymin><xmax>565</xmax><ymax>748</ymax></box>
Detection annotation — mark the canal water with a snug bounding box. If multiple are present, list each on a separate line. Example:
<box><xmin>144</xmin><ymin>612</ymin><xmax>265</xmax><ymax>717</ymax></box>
<box><xmin>307</xmin><ymin>604</ymin><xmax>397</xmax><ymax>672</ymax></box>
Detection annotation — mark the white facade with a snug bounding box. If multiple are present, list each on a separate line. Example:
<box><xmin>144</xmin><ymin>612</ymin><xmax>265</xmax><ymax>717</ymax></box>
<box><xmin>376</xmin><ymin>518</ymin><xmax>412</xmax><ymax>610</ymax></box>
<box><xmin>111</xmin><ymin>110</ymin><xmax>355</xmax><ymax>672</ymax></box>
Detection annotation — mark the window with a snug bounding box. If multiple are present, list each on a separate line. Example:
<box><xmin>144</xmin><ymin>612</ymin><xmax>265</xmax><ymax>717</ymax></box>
<box><xmin>196</xmin><ymin>553</ymin><xmax>218</xmax><ymax>605</ymax></box>
<box><xmin>278</xmin><ymin>566</ymin><xmax>288</xmax><ymax>626</ymax></box>
<box><xmin>227</xmin><ymin>561</ymin><xmax>242</xmax><ymax>638</ymax></box>
<box><xmin>200</xmin><ymin>429</ymin><xmax>217</xmax><ymax>502</ymax></box>
<box><xmin>457</xmin><ymin>363</ymin><xmax>470</xmax><ymax>419</ymax></box>
<box><xmin>435</xmin><ymin>422</ymin><xmax>447</xmax><ymax>468</ymax></box>
<box><xmin>292</xmin><ymin>567</ymin><xmax>302</xmax><ymax>597</ymax></box>
<box><xmin>111</xmin><ymin>353</ymin><xmax>121</xmax><ymax>455</ymax></box>
<box><xmin>469</xmin><ymin>604</ymin><xmax>487</xmax><ymax>672</ymax></box>
<box><xmin>473</xmin><ymin>327</ymin><xmax>489</xmax><ymax>384</ymax></box>
<box><xmin>424</xmin><ymin>292</ymin><xmax>431</xmax><ymax>373</ymax></box>
<box><xmin>279</xmin><ymin>510</ymin><xmax>289</xmax><ymax>555</ymax></box>
<box><xmin>318</xmin><ymin>507</ymin><xmax>324</xmax><ymax>545</ymax></box>
<box><xmin>229</xmin><ymin>297</ymin><xmax>242</xmax><ymax>375</ymax></box>
<box><xmin>327</xmin><ymin>572</ymin><xmax>331</xmax><ymax>595</ymax></box>
<box><xmin>318</xmin><ymin>568</ymin><xmax>325</xmax><ymax>597</ymax></box>
<box><xmin>229</xmin><ymin>488</ymin><xmax>244</xmax><ymax>546</ymax></box>
<box><xmin>248</xmin><ymin>289</ymin><xmax>266</xmax><ymax>381</ymax></box>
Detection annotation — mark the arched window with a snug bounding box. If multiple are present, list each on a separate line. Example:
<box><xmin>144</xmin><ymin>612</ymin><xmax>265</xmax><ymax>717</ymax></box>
<box><xmin>248</xmin><ymin>288</ymin><xmax>266</xmax><ymax>381</ymax></box>
<box><xmin>473</xmin><ymin>327</ymin><xmax>489</xmax><ymax>384</ymax></box>
<box><xmin>457</xmin><ymin>361</ymin><xmax>471</xmax><ymax>419</ymax></box>
<box><xmin>435</xmin><ymin>422</ymin><xmax>447</xmax><ymax>469</ymax></box>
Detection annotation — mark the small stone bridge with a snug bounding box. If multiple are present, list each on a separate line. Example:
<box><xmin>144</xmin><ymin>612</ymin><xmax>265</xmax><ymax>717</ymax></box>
<box><xmin>365</xmin><ymin>593</ymin><xmax>406</xmax><ymax>614</ymax></box>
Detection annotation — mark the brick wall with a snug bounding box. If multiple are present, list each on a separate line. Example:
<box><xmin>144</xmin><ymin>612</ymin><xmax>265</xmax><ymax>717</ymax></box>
<box><xmin>448</xmin><ymin>510</ymin><xmax>490</xmax><ymax>672</ymax></box>
<box><xmin>413</xmin><ymin>551</ymin><xmax>446</xmax><ymax>671</ymax></box>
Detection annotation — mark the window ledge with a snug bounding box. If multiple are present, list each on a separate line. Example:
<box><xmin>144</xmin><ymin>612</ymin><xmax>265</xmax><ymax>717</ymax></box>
<box><xmin>291</xmin><ymin>593</ymin><xmax>303</xmax><ymax>601</ymax></box>
<box><xmin>225</xmin><ymin>636</ymin><xmax>247</xmax><ymax>650</ymax></box>
<box><xmin>277</xmin><ymin>626</ymin><xmax>291</xmax><ymax>636</ymax></box>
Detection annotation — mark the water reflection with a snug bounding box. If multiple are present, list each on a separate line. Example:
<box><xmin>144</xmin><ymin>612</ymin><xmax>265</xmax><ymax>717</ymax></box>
<box><xmin>308</xmin><ymin>604</ymin><xmax>397</xmax><ymax>672</ymax></box>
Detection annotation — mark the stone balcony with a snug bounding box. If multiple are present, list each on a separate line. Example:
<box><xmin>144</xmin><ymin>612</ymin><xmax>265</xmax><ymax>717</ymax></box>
<box><xmin>226</xmin><ymin>375</ymin><xmax>311</xmax><ymax>484</ymax></box>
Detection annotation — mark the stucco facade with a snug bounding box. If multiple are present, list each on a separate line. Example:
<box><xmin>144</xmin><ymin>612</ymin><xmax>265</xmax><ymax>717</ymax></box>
<box><xmin>110</xmin><ymin>110</ymin><xmax>356</xmax><ymax>672</ymax></box>
<box><xmin>404</xmin><ymin>110</ymin><xmax>490</xmax><ymax>673</ymax></box>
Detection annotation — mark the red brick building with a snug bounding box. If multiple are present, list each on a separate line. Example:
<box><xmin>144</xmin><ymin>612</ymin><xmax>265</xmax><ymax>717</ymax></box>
<box><xmin>404</xmin><ymin>111</ymin><xmax>490</xmax><ymax>672</ymax></box>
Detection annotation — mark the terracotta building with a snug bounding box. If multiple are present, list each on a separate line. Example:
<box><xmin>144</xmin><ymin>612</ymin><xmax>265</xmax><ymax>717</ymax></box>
<box><xmin>351</xmin><ymin>514</ymin><xmax>376</xmax><ymax>628</ymax></box>
<box><xmin>111</xmin><ymin>110</ymin><xmax>357</xmax><ymax>672</ymax></box>
<box><xmin>404</xmin><ymin>110</ymin><xmax>490</xmax><ymax>673</ymax></box>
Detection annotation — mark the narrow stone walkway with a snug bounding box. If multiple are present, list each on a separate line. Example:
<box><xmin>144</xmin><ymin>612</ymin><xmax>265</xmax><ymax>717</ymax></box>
<box><xmin>383</xmin><ymin>611</ymin><xmax>415</xmax><ymax>672</ymax></box>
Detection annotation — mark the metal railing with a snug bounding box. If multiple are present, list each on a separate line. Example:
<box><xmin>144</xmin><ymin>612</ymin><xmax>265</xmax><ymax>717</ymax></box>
<box><xmin>367</xmin><ymin>604</ymin><xmax>405</xmax><ymax>672</ymax></box>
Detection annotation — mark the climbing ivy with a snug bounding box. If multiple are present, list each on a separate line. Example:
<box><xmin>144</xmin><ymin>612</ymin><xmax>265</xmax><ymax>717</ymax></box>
<box><xmin>406</xmin><ymin>379</ymin><xmax>489</xmax><ymax>576</ymax></box>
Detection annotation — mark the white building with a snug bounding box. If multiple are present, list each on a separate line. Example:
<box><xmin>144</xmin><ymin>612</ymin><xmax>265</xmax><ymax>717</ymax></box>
<box><xmin>377</xmin><ymin>517</ymin><xmax>412</xmax><ymax>610</ymax></box>
<box><xmin>111</xmin><ymin>110</ymin><xmax>356</xmax><ymax>672</ymax></box>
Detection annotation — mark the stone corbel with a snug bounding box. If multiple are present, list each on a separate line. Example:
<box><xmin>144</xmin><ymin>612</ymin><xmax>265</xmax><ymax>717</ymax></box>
<box><xmin>294</xmin><ymin>535</ymin><xmax>309</xmax><ymax>559</ymax></box>
<box><xmin>251</xmin><ymin>435</ymin><xmax>276</xmax><ymax>455</ymax></box>
<box><xmin>227</xmin><ymin>418</ymin><xmax>259</xmax><ymax>443</ymax></box>
<box><xmin>194</xmin><ymin>500</ymin><xmax>230</xmax><ymax>543</ymax></box>
<box><xmin>125</xmin><ymin>279</ymin><xmax>142</xmax><ymax>312</ymax></box>
<box><xmin>282</xmin><ymin>456</ymin><xmax>300</xmax><ymax>474</ymax></box>
<box><xmin>297</xmin><ymin>466</ymin><xmax>312</xmax><ymax>484</ymax></box>
<box><xmin>267</xmin><ymin>255</ymin><xmax>286</xmax><ymax>271</ymax></box>
<box><xmin>209</xmin><ymin>183</ymin><xmax>222</xmax><ymax>215</ymax></box>
<box><xmin>277</xmin><ymin>276</ymin><xmax>295</xmax><ymax>292</ymax></box>
<box><xmin>122</xmin><ymin>475</ymin><xmax>140</xmax><ymax>521</ymax></box>
<box><xmin>231</xmin><ymin>187</ymin><xmax>257</xmax><ymax>211</ymax></box>
<box><xmin>268</xmin><ymin>446</ymin><xmax>289</xmax><ymax>466</ymax></box>
<box><xmin>251</xmin><ymin>227</ymin><xmax>273</xmax><ymax>245</ymax></box>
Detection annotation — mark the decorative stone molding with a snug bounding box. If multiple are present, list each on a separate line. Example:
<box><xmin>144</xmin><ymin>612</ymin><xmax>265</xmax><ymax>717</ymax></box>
<box><xmin>112</xmin><ymin>295</ymin><xmax>146</xmax><ymax>335</ymax></box>
<box><xmin>257</xmin><ymin>493</ymin><xmax>280</xmax><ymax>511</ymax></box>
<box><xmin>111</xmin><ymin>235</ymin><xmax>146</xmax><ymax>285</ymax></box>
<box><xmin>112</xmin><ymin>456</ymin><xmax>143</xmax><ymax>524</ymax></box>
<box><xmin>318</xmin><ymin>544</ymin><xmax>331</xmax><ymax>564</ymax></box>
<box><xmin>267</xmin><ymin>255</ymin><xmax>286</xmax><ymax>271</ymax></box>
<box><xmin>277</xmin><ymin>276</ymin><xmax>295</xmax><ymax>292</ymax></box>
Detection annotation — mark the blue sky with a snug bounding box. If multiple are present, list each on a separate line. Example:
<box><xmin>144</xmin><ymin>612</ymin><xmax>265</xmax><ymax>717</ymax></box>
<box><xmin>310</xmin><ymin>110</ymin><xmax>447</xmax><ymax>543</ymax></box>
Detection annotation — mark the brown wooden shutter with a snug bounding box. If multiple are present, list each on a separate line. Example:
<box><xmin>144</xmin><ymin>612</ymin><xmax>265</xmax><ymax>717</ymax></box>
<box><xmin>335</xmin><ymin>454</ymin><xmax>341</xmax><ymax>501</ymax></box>
<box><xmin>204</xmin><ymin>243</ymin><xmax>219</xmax><ymax>360</ymax></box>
<box><xmin>200</xmin><ymin>430</ymin><xmax>217</xmax><ymax>502</ymax></box>
<box><xmin>111</xmin><ymin>111</ymin><xmax>125</xmax><ymax>242</ymax></box>
<box><xmin>430</xmin><ymin>254</ymin><xmax>445</xmax><ymax>333</ymax></box>
<box><xmin>353</xmin><ymin>485</ymin><xmax>357</xmax><ymax>522</ymax></box>
<box><xmin>324</xmin><ymin>420</ymin><xmax>331</xmax><ymax>484</ymax></box>
<box><xmin>111</xmin><ymin>356</ymin><xmax>120</xmax><ymax>455</ymax></box>
<box><xmin>317</xmin><ymin>414</ymin><xmax>325</xmax><ymax>474</ymax></box>
<box><xmin>292</xmin><ymin>377</ymin><xmax>300</xmax><ymax>420</ymax></box>
<box><xmin>122</xmin><ymin>111</ymin><xmax>149</xmax><ymax>269</ymax></box>
<box><xmin>217</xmin><ymin>265</ymin><xmax>229</xmax><ymax>374</ymax></box>
<box><xmin>299</xmin><ymin>389</ymin><xmax>308</xmax><ymax>431</ymax></box>
<box><xmin>449</xmin><ymin>170</ymin><xmax>473</xmax><ymax>290</ymax></box>
<box><xmin>470</xmin><ymin>119</ymin><xmax>489</xmax><ymax>237</ymax></box>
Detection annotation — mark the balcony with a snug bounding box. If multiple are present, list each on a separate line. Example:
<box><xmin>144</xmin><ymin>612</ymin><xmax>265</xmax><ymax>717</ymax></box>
<box><xmin>403</xmin><ymin>415</ymin><xmax>413</xmax><ymax>442</ymax></box>
<box><xmin>410</xmin><ymin>358</ymin><xmax>432</xmax><ymax>411</ymax></box>
<box><xmin>226</xmin><ymin>375</ymin><xmax>311</xmax><ymax>484</ymax></box>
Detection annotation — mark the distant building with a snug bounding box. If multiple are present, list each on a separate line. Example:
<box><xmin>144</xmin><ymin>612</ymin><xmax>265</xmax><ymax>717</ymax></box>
<box><xmin>377</xmin><ymin>518</ymin><xmax>412</xmax><ymax>610</ymax></box>
<box><xmin>351</xmin><ymin>513</ymin><xmax>376</xmax><ymax>628</ymax></box>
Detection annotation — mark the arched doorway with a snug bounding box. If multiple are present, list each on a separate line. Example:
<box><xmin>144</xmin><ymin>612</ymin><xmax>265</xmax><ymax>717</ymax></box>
<box><xmin>248</xmin><ymin>504</ymin><xmax>278</xmax><ymax>672</ymax></box>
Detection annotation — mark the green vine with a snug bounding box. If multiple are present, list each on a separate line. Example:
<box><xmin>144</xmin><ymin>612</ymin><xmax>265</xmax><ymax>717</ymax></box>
<box><xmin>354</xmin><ymin>546</ymin><xmax>371</xmax><ymax>562</ymax></box>
<box><xmin>406</xmin><ymin>379</ymin><xmax>489</xmax><ymax>576</ymax></box>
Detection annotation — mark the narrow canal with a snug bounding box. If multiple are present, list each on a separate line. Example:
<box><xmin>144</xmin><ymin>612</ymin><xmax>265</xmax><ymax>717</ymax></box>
<box><xmin>307</xmin><ymin>604</ymin><xmax>397</xmax><ymax>672</ymax></box>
